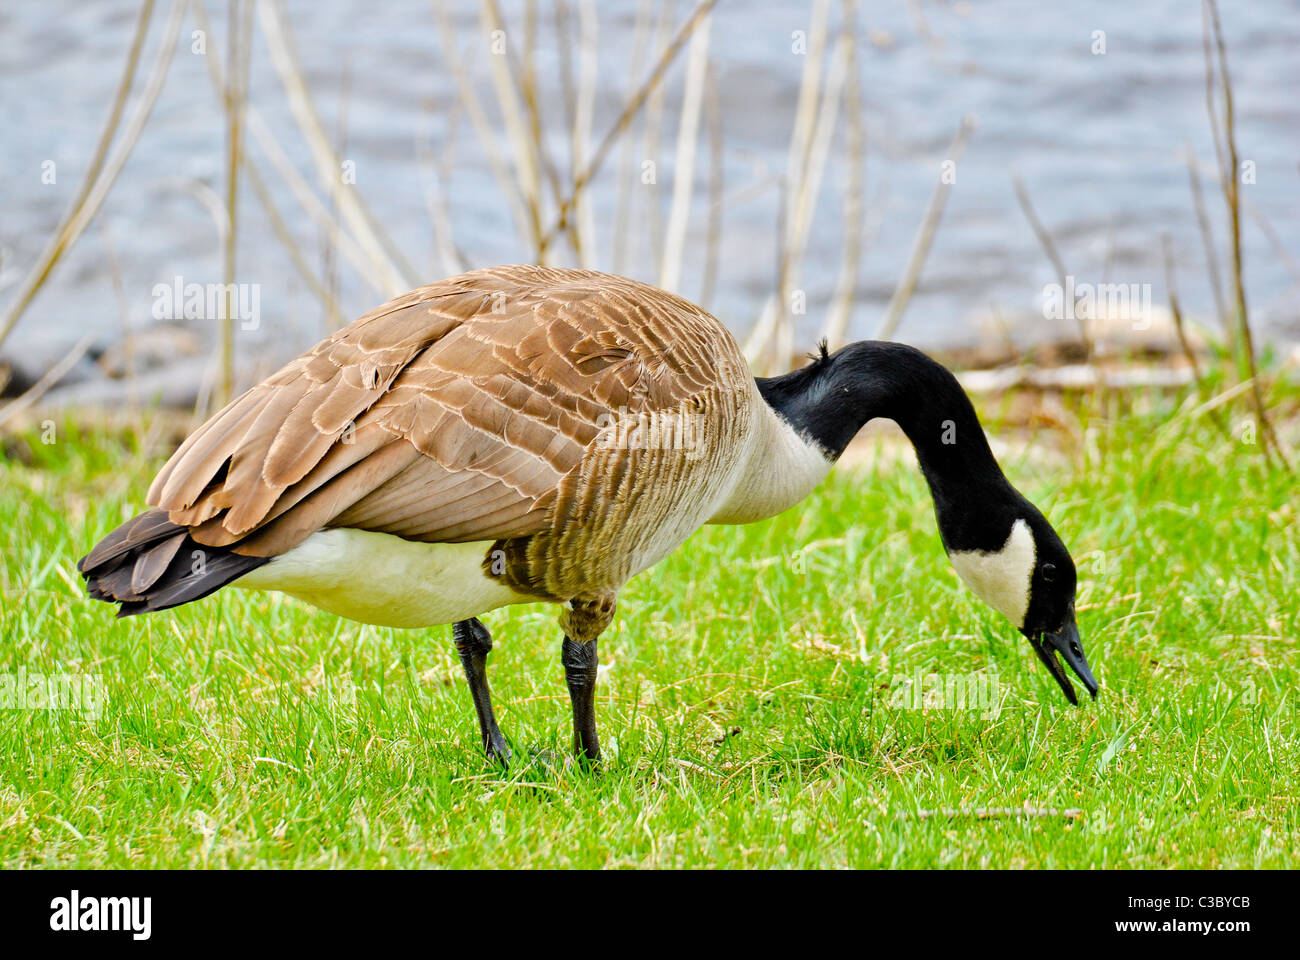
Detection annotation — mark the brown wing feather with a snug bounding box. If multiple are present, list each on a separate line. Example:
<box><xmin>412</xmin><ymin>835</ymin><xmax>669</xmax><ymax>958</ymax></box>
<box><xmin>141</xmin><ymin>265</ymin><xmax>739</xmax><ymax>561</ymax></box>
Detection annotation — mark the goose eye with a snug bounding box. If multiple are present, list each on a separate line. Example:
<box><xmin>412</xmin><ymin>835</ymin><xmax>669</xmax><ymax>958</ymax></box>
<box><xmin>1041</xmin><ymin>563</ymin><xmax>1056</xmax><ymax>583</ymax></box>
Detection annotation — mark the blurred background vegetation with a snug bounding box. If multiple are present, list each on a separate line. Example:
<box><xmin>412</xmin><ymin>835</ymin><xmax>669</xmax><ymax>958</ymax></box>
<box><xmin>0</xmin><ymin>0</ymin><xmax>1295</xmax><ymax>458</ymax></box>
<box><xmin>0</xmin><ymin>1</ymin><xmax>1297</xmax><ymax>868</ymax></box>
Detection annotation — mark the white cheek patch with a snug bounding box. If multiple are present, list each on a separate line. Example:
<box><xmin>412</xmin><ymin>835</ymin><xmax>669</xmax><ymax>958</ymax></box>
<box><xmin>948</xmin><ymin>518</ymin><xmax>1036</xmax><ymax>629</ymax></box>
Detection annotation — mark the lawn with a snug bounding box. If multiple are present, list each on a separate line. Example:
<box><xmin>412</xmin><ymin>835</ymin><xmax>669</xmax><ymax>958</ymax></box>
<box><xmin>1</xmin><ymin>387</ymin><xmax>1297</xmax><ymax>868</ymax></box>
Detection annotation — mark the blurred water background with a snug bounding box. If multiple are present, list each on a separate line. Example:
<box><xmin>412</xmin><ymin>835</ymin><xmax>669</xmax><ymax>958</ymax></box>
<box><xmin>2</xmin><ymin>0</ymin><xmax>1298</xmax><ymax>400</ymax></box>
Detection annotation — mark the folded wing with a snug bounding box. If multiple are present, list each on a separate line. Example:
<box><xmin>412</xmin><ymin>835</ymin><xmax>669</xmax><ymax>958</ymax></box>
<box><xmin>143</xmin><ymin>266</ymin><xmax>692</xmax><ymax>559</ymax></box>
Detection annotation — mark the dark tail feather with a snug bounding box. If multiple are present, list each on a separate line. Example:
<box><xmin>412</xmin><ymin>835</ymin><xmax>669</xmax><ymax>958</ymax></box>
<box><xmin>79</xmin><ymin>508</ymin><xmax>269</xmax><ymax>617</ymax></box>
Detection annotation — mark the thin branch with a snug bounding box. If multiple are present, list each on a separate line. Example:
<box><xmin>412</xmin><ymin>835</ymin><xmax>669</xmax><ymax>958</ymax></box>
<box><xmin>1185</xmin><ymin>147</ymin><xmax>1229</xmax><ymax>337</ymax></box>
<box><xmin>1201</xmin><ymin>3</ymin><xmax>1228</xmax><ymax>200</ymax></box>
<box><xmin>244</xmin><ymin>161</ymin><xmax>343</xmax><ymax>323</ymax></box>
<box><xmin>0</xmin><ymin>0</ymin><xmax>181</xmax><ymax>350</ymax></box>
<box><xmin>218</xmin><ymin>0</ymin><xmax>253</xmax><ymax>409</ymax></box>
<box><xmin>571</xmin><ymin>0</ymin><xmax>600</xmax><ymax>264</ymax></box>
<box><xmin>699</xmin><ymin>62</ymin><xmax>723</xmax><ymax>310</ymax></box>
<box><xmin>191</xmin><ymin>0</ymin><xmax>389</xmax><ymax>301</ymax></box>
<box><xmin>247</xmin><ymin>113</ymin><xmax>388</xmax><ymax>294</ymax></box>
<box><xmin>321</xmin><ymin>55</ymin><xmax>352</xmax><ymax>331</ymax></box>
<box><xmin>875</xmin><ymin>116</ymin><xmax>973</xmax><ymax>341</ymax></box>
<box><xmin>480</xmin><ymin>0</ymin><xmax>586</xmax><ymax>261</ymax></box>
<box><xmin>744</xmin><ymin>21</ymin><xmax>853</xmax><ymax>371</ymax></box>
<box><xmin>258</xmin><ymin>0</ymin><xmax>415</xmax><ymax>293</ymax></box>
<box><xmin>539</xmin><ymin>0</ymin><xmax>721</xmax><ymax>252</ymax></box>
<box><xmin>1205</xmin><ymin>0</ymin><xmax>1289</xmax><ymax>469</ymax></box>
<box><xmin>1161</xmin><ymin>234</ymin><xmax>1202</xmax><ymax>383</ymax></box>
<box><xmin>641</xmin><ymin>1</ymin><xmax>676</xmax><ymax>276</ymax></box>
<box><xmin>0</xmin><ymin>334</ymin><xmax>96</xmax><ymax>428</ymax></box>
<box><xmin>659</xmin><ymin>9</ymin><xmax>712</xmax><ymax>292</ymax></box>
<box><xmin>1163</xmin><ymin>232</ymin><xmax>1231</xmax><ymax>443</ymax></box>
<box><xmin>611</xmin><ymin>0</ymin><xmax>655</xmax><ymax>276</ymax></box>
<box><xmin>907</xmin><ymin>807</ymin><xmax>1083</xmax><ymax>822</ymax></box>
<box><xmin>1011</xmin><ymin>168</ymin><xmax>1093</xmax><ymax>363</ymax></box>
<box><xmin>416</xmin><ymin>105</ymin><xmax>469</xmax><ymax>279</ymax></box>
<box><xmin>822</xmin><ymin>0</ymin><xmax>864</xmax><ymax>351</ymax></box>
<box><xmin>432</xmin><ymin>2</ymin><xmax>532</xmax><ymax>250</ymax></box>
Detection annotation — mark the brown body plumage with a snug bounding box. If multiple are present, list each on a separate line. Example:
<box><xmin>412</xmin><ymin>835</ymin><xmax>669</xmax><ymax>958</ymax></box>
<box><xmin>82</xmin><ymin>265</ymin><xmax>837</xmax><ymax>763</ymax></box>
<box><xmin>80</xmin><ymin>265</ymin><xmax>810</xmax><ymax>625</ymax></box>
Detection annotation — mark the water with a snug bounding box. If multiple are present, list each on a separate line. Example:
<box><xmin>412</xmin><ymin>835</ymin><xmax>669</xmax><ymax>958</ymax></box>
<box><xmin>2</xmin><ymin>0</ymin><xmax>1298</xmax><ymax>384</ymax></box>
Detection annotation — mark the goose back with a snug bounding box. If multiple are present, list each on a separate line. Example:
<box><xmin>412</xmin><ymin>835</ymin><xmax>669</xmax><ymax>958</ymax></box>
<box><xmin>142</xmin><ymin>265</ymin><xmax>755</xmax><ymax>604</ymax></box>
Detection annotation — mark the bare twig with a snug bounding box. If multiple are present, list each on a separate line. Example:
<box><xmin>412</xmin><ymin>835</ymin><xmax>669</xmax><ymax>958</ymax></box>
<box><xmin>218</xmin><ymin>0</ymin><xmax>252</xmax><ymax>410</ymax></box>
<box><xmin>1161</xmin><ymin>235</ymin><xmax>1202</xmax><ymax>385</ymax></box>
<box><xmin>539</xmin><ymin>0</ymin><xmax>721</xmax><ymax>252</ymax></box>
<box><xmin>777</xmin><ymin>17</ymin><xmax>850</xmax><ymax>367</ymax></box>
<box><xmin>1205</xmin><ymin>0</ymin><xmax>1289</xmax><ymax>469</ymax></box>
<box><xmin>1163</xmin><ymin>233</ymin><xmax>1231</xmax><ymax>442</ymax></box>
<box><xmin>322</xmin><ymin>56</ymin><xmax>352</xmax><ymax>331</ymax></box>
<box><xmin>906</xmin><ymin>807</ymin><xmax>1084</xmax><ymax>822</ymax></box>
<box><xmin>244</xmin><ymin>162</ymin><xmax>342</xmax><ymax>323</ymax></box>
<box><xmin>481</xmin><ymin>0</ymin><xmax>568</xmax><ymax>260</ymax></box>
<box><xmin>571</xmin><ymin>0</ymin><xmax>600</xmax><ymax>264</ymax></box>
<box><xmin>759</xmin><ymin>1</ymin><xmax>833</xmax><ymax>371</ymax></box>
<box><xmin>433</xmin><ymin>2</ymin><xmax>532</xmax><ymax>249</ymax></box>
<box><xmin>247</xmin><ymin>113</ymin><xmax>387</xmax><ymax>292</ymax></box>
<box><xmin>611</xmin><ymin>0</ymin><xmax>655</xmax><ymax>276</ymax></box>
<box><xmin>659</xmin><ymin>9</ymin><xmax>712</xmax><ymax>292</ymax></box>
<box><xmin>259</xmin><ymin>0</ymin><xmax>415</xmax><ymax>293</ymax></box>
<box><xmin>0</xmin><ymin>0</ymin><xmax>181</xmax><ymax>350</ymax></box>
<box><xmin>191</xmin><ymin>0</ymin><xmax>388</xmax><ymax>303</ymax></box>
<box><xmin>876</xmin><ymin>116</ymin><xmax>973</xmax><ymax>341</ymax></box>
<box><xmin>1185</xmin><ymin>148</ymin><xmax>1229</xmax><ymax>336</ymax></box>
<box><xmin>699</xmin><ymin>63</ymin><xmax>723</xmax><ymax>310</ymax></box>
<box><xmin>553</xmin><ymin>0</ymin><xmax>578</xmax><ymax>158</ymax></box>
<box><xmin>745</xmin><ymin>14</ymin><xmax>851</xmax><ymax>372</ymax></box>
<box><xmin>1201</xmin><ymin>5</ymin><xmax>1228</xmax><ymax>203</ymax></box>
<box><xmin>640</xmin><ymin>0</ymin><xmax>675</xmax><ymax>276</ymax></box>
<box><xmin>416</xmin><ymin>106</ymin><xmax>469</xmax><ymax>279</ymax></box>
<box><xmin>786</xmin><ymin>0</ymin><xmax>832</xmax><ymax>223</ymax></box>
<box><xmin>1010</xmin><ymin>170</ymin><xmax>1094</xmax><ymax>363</ymax></box>
<box><xmin>0</xmin><ymin>334</ymin><xmax>96</xmax><ymax>428</ymax></box>
<box><xmin>822</xmin><ymin>0</ymin><xmax>864</xmax><ymax>351</ymax></box>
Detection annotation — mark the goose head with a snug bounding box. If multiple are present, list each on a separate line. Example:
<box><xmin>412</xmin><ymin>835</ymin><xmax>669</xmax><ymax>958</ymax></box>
<box><xmin>754</xmin><ymin>338</ymin><xmax>1100</xmax><ymax>705</ymax></box>
<box><xmin>945</xmin><ymin>501</ymin><xmax>1098</xmax><ymax>705</ymax></box>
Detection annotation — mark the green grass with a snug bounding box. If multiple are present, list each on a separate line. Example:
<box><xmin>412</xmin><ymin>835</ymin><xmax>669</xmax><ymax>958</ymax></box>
<box><xmin>1</xmin><ymin>393</ymin><xmax>1297</xmax><ymax>868</ymax></box>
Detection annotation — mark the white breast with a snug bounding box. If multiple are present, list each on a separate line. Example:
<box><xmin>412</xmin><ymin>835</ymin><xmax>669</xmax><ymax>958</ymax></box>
<box><xmin>233</xmin><ymin>528</ymin><xmax>527</xmax><ymax>628</ymax></box>
<box><xmin>708</xmin><ymin>387</ymin><xmax>834</xmax><ymax>525</ymax></box>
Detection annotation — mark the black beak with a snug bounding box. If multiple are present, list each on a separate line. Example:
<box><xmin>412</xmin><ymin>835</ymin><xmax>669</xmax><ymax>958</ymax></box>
<box><xmin>1029</xmin><ymin>606</ymin><xmax>1098</xmax><ymax>706</ymax></box>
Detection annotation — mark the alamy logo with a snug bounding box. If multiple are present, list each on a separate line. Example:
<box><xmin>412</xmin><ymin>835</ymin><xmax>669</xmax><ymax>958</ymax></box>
<box><xmin>1041</xmin><ymin>275</ymin><xmax>1152</xmax><ymax>329</ymax></box>
<box><xmin>888</xmin><ymin>668</ymin><xmax>1002</xmax><ymax>718</ymax></box>
<box><xmin>49</xmin><ymin>890</ymin><xmax>151</xmax><ymax>940</ymax></box>
<box><xmin>595</xmin><ymin>405</ymin><xmax>704</xmax><ymax>460</ymax></box>
<box><xmin>152</xmin><ymin>275</ymin><xmax>261</xmax><ymax>330</ymax></box>
<box><xmin>0</xmin><ymin>668</ymin><xmax>105</xmax><ymax>720</ymax></box>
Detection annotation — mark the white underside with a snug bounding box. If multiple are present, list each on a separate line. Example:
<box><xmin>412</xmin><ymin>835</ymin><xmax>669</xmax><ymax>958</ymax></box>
<box><xmin>231</xmin><ymin>388</ymin><xmax>836</xmax><ymax>629</ymax></box>
<box><xmin>708</xmin><ymin>388</ymin><xmax>834</xmax><ymax>525</ymax></box>
<box><xmin>233</xmin><ymin>528</ymin><xmax>526</xmax><ymax>628</ymax></box>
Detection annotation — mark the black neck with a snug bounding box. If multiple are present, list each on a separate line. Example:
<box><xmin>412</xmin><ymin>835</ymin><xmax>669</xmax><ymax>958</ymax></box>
<box><xmin>756</xmin><ymin>340</ymin><xmax>1027</xmax><ymax>552</ymax></box>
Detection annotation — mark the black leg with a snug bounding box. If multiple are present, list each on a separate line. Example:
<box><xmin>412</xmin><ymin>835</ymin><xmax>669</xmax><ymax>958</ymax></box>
<box><xmin>557</xmin><ymin>596</ymin><xmax>615</xmax><ymax>768</ymax></box>
<box><xmin>562</xmin><ymin>636</ymin><xmax>600</xmax><ymax>764</ymax></box>
<box><xmin>452</xmin><ymin>618</ymin><xmax>510</xmax><ymax>765</ymax></box>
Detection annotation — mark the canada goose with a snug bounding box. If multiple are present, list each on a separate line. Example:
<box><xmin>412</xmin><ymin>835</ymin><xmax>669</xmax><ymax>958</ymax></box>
<box><xmin>79</xmin><ymin>265</ymin><xmax>1098</xmax><ymax>766</ymax></box>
